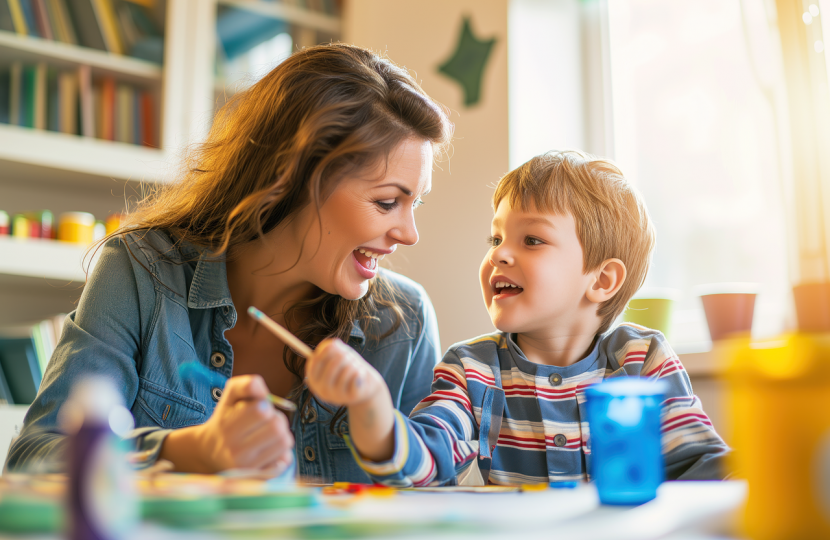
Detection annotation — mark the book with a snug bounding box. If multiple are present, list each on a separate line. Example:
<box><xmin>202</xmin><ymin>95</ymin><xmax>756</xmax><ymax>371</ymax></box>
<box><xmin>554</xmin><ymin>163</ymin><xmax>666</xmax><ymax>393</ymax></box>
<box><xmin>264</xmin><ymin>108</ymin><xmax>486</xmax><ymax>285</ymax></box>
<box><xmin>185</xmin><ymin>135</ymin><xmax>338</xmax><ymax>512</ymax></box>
<box><xmin>58</xmin><ymin>69</ymin><xmax>77</xmax><ymax>134</ymax></box>
<box><xmin>21</xmin><ymin>64</ymin><xmax>35</xmax><ymax>128</ymax></box>
<box><xmin>99</xmin><ymin>76</ymin><xmax>114</xmax><ymax>140</ymax></box>
<box><xmin>90</xmin><ymin>0</ymin><xmax>122</xmax><ymax>54</ymax></box>
<box><xmin>7</xmin><ymin>0</ymin><xmax>28</xmax><ymax>35</ymax></box>
<box><xmin>115</xmin><ymin>82</ymin><xmax>131</xmax><ymax>143</ymax></box>
<box><xmin>0</xmin><ymin>1</ymin><xmax>16</xmax><ymax>32</ymax></box>
<box><xmin>0</xmin><ymin>68</ymin><xmax>9</xmax><ymax>124</ymax></box>
<box><xmin>30</xmin><ymin>0</ymin><xmax>52</xmax><ymax>40</ymax></box>
<box><xmin>77</xmin><ymin>63</ymin><xmax>93</xmax><ymax>137</ymax></box>
<box><xmin>0</xmin><ymin>330</ymin><xmax>41</xmax><ymax>404</ymax></box>
<box><xmin>0</xmin><ymin>363</ymin><xmax>13</xmax><ymax>405</ymax></box>
<box><xmin>64</xmin><ymin>0</ymin><xmax>106</xmax><ymax>50</ymax></box>
<box><xmin>9</xmin><ymin>62</ymin><xmax>21</xmax><ymax>126</ymax></box>
<box><xmin>47</xmin><ymin>66</ymin><xmax>58</xmax><ymax>131</ymax></box>
<box><xmin>139</xmin><ymin>89</ymin><xmax>153</xmax><ymax>146</ymax></box>
<box><xmin>33</xmin><ymin>62</ymin><xmax>47</xmax><ymax>130</ymax></box>
<box><xmin>49</xmin><ymin>0</ymin><xmax>77</xmax><ymax>44</ymax></box>
<box><xmin>18</xmin><ymin>0</ymin><xmax>40</xmax><ymax>37</ymax></box>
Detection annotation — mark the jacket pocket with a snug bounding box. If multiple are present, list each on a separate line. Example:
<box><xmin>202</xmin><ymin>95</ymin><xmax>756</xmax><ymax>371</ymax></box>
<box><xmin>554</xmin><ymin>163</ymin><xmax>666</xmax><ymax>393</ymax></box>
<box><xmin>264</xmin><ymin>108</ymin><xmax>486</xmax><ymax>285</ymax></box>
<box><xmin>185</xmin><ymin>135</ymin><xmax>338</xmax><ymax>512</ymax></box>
<box><xmin>134</xmin><ymin>377</ymin><xmax>207</xmax><ymax>429</ymax></box>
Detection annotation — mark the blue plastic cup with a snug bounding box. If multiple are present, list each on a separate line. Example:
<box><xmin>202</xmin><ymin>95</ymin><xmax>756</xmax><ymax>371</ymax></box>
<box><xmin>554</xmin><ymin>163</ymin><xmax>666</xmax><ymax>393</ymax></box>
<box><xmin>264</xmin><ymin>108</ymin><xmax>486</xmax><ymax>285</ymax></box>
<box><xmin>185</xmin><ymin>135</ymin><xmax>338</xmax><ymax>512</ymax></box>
<box><xmin>585</xmin><ymin>378</ymin><xmax>667</xmax><ymax>505</ymax></box>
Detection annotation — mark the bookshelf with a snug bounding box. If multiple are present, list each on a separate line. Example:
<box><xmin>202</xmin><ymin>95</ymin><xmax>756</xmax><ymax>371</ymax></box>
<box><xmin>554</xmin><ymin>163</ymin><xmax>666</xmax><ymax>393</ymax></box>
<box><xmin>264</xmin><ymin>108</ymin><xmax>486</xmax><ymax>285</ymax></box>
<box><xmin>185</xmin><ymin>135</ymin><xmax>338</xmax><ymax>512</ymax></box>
<box><xmin>0</xmin><ymin>0</ymin><xmax>342</xmax><ymax>330</ymax></box>
<box><xmin>0</xmin><ymin>29</ymin><xmax>163</xmax><ymax>83</ymax></box>
<box><xmin>0</xmin><ymin>237</ymin><xmax>91</xmax><ymax>283</ymax></box>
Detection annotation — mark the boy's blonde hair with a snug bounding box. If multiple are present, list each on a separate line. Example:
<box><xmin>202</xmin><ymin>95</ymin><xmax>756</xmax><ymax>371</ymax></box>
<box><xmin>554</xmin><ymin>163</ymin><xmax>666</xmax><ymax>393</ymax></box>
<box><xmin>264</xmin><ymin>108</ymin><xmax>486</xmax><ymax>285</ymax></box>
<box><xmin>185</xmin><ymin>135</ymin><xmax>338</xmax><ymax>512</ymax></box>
<box><xmin>493</xmin><ymin>150</ymin><xmax>656</xmax><ymax>334</ymax></box>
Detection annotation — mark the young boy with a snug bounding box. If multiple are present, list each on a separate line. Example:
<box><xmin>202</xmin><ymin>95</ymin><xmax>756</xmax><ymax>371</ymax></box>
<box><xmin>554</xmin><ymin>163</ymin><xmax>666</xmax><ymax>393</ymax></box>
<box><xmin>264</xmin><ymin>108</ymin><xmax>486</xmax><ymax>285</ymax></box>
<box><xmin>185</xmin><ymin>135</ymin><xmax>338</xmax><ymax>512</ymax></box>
<box><xmin>306</xmin><ymin>151</ymin><xmax>728</xmax><ymax>486</ymax></box>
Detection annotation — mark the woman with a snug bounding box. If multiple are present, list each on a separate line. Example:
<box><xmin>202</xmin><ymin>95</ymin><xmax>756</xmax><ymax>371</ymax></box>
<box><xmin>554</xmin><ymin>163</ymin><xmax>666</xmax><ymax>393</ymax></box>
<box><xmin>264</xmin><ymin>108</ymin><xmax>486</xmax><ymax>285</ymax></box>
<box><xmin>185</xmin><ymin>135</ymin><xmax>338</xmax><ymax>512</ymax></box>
<box><xmin>7</xmin><ymin>44</ymin><xmax>453</xmax><ymax>483</ymax></box>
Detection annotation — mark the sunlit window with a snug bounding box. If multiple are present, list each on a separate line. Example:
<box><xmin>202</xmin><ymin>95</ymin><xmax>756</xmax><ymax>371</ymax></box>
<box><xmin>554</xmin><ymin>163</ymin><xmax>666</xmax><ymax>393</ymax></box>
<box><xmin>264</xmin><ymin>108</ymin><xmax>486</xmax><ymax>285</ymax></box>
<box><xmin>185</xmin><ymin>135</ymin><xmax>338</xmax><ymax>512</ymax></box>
<box><xmin>607</xmin><ymin>0</ymin><xmax>793</xmax><ymax>347</ymax></box>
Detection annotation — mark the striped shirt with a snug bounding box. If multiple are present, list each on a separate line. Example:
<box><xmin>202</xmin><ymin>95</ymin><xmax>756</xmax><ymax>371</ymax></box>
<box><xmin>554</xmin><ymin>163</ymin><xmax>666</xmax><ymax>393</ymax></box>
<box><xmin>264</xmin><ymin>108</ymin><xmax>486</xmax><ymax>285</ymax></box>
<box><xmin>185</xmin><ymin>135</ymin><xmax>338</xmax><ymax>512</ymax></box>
<box><xmin>348</xmin><ymin>323</ymin><xmax>729</xmax><ymax>486</ymax></box>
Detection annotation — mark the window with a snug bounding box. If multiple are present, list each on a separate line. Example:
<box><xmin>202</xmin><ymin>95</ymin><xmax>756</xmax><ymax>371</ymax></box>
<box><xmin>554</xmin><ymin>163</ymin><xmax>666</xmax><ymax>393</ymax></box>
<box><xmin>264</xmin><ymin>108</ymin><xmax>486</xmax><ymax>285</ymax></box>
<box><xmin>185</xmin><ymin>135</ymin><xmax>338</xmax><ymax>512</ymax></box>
<box><xmin>606</xmin><ymin>0</ymin><xmax>792</xmax><ymax>346</ymax></box>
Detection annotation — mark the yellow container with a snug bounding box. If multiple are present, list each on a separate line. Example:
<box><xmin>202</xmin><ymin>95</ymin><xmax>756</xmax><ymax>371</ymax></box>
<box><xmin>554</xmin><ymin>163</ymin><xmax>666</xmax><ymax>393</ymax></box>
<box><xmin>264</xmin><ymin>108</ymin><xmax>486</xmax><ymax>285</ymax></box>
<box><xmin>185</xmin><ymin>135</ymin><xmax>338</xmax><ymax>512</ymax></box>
<box><xmin>104</xmin><ymin>213</ymin><xmax>123</xmax><ymax>236</ymax></box>
<box><xmin>724</xmin><ymin>333</ymin><xmax>830</xmax><ymax>539</ymax></box>
<box><xmin>57</xmin><ymin>212</ymin><xmax>95</xmax><ymax>245</ymax></box>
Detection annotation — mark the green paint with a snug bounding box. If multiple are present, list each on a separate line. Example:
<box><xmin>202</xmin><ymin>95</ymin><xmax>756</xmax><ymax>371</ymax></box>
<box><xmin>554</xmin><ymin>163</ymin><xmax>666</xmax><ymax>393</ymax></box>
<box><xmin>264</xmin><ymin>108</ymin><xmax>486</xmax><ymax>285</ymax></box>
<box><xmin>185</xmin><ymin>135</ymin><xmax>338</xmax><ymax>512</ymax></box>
<box><xmin>438</xmin><ymin>17</ymin><xmax>497</xmax><ymax>107</ymax></box>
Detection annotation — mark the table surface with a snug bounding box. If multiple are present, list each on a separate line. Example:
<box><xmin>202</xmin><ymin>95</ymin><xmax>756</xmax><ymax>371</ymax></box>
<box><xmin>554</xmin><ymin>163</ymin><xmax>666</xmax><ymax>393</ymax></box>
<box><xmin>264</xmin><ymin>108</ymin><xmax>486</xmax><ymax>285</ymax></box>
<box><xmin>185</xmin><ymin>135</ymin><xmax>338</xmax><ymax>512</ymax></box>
<box><xmin>102</xmin><ymin>480</ymin><xmax>746</xmax><ymax>540</ymax></box>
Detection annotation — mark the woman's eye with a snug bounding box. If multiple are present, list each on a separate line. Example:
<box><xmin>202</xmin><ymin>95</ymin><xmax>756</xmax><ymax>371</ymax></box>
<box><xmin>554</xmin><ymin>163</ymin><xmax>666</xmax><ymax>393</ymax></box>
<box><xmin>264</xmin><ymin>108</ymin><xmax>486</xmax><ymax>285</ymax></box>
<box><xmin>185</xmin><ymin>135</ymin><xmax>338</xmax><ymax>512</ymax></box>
<box><xmin>376</xmin><ymin>200</ymin><xmax>398</xmax><ymax>211</ymax></box>
<box><xmin>487</xmin><ymin>235</ymin><xmax>502</xmax><ymax>247</ymax></box>
<box><xmin>525</xmin><ymin>236</ymin><xmax>543</xmax><ymax>246</ymax></box>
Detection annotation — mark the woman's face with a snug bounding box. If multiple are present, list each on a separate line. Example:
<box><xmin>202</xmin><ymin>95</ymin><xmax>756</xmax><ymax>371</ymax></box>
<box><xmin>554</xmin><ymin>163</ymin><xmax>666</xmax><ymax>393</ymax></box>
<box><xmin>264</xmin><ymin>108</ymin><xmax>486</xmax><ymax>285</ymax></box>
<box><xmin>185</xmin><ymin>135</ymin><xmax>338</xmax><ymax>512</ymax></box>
<box><xmin>290</xmin><ymin>137</ymin><xmax>433</xmax><ymax>300</ymax></box>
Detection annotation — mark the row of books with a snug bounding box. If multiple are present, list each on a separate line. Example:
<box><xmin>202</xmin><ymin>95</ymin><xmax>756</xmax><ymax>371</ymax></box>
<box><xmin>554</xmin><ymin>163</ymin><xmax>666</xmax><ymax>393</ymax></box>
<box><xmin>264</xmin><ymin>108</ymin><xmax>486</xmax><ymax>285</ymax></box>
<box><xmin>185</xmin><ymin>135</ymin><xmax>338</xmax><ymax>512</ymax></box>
<box><xmin>0</xmin><ymin>62</ymin><xmax>157</xmax><ymax>146</ymax></box>
<box><xmin>0</xmin><ymin>314</ymin><xmax>65</xmax><ymax>404</ymax></box>
<box><xmin>0</xmin><ymin>0</ymin><xmax>164</xmax><ymax>63</ymax></box>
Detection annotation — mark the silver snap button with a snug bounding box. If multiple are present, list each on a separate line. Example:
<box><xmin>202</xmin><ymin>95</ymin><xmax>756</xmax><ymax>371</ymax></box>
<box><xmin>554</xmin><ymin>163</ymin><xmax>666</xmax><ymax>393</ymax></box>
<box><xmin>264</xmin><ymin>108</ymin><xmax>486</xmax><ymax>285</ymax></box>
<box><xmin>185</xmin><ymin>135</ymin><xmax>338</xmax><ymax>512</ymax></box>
<box><xmin>553</xmin><ymin>434</ymin><xmax>567</xmax><ymax>447</ymax></box>
<box><xmin>339</xmin><ymin>422</ymin><xmax>349</xmax><ymax>436</ymax></box>
<box><xmin>210</xmin><ymin>352</ymin><xmax>226</xmax><ymax>368</ymax></box>
<box><xmin>549</xmin><ymin>373</ymin><xmax>563</xmax><ymax>386</ymax></box>
<box><xmin>304</xmin><ymin>446</ymin><xmax>316</xmax><ymax>462</ymax></box>
<box><xmin>302</xmin><ymin>406</ymin><xmax>318</xmax><ymax>424</ymax></box>
<box><xmin>211</xmin><ymin>387</ymin><xmax>223</xmax><ymax>402</ymax></box>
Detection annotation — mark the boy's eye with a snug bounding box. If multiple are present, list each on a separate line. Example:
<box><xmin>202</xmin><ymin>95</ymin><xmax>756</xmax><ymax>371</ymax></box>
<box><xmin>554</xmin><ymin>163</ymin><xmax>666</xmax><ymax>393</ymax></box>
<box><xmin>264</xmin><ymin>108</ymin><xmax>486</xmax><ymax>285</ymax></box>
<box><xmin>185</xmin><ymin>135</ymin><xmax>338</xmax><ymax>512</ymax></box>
<box><xmin>525</xmin><ymin>236</ymin><xmax>543</xmax><ymax>246</ymax></box>
<box><xmin>376</xmin><ymin>199</ymin><xmax>398</xmax><ymax>211</ymax></box>
<box><xmin>487</xmin><ymin>235</ymin><xmax>502</xmax><ymax>247</ymax></box>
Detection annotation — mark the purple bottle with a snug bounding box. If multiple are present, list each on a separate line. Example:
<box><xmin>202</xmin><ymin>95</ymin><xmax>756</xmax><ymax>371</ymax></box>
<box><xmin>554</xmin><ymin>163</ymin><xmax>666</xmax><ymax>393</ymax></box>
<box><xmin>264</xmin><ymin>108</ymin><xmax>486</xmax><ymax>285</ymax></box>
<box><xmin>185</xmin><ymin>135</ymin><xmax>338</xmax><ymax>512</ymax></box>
<box><xmin>64</xmin><ymin>378</ymin><xmax>138</xmax><ymax>540</ymax></box>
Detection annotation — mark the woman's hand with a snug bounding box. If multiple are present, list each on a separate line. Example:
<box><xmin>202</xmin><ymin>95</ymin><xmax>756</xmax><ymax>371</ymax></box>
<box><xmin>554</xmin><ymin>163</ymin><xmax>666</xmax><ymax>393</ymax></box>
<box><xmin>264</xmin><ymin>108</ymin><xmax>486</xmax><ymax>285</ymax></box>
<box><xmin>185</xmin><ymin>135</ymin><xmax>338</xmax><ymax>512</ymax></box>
<box><xmin>160</xmin><ymin>375</ymin><xmax>295</xmax><ymax>475</ymax></box>
<box><xmin>305</xmin><ymin>338</ymin><xmax>384</xmax><ymax>407</ymax></box>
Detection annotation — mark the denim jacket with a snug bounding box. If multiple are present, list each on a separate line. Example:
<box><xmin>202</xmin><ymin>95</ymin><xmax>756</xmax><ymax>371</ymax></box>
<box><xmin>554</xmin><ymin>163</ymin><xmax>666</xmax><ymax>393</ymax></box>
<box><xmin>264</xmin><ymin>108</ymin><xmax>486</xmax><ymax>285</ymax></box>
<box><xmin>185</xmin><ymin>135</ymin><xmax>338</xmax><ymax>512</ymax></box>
<box><xmin>6</xmin><ymin>230</ymin><xmax>441</xmax><ymax>483</ymax></box>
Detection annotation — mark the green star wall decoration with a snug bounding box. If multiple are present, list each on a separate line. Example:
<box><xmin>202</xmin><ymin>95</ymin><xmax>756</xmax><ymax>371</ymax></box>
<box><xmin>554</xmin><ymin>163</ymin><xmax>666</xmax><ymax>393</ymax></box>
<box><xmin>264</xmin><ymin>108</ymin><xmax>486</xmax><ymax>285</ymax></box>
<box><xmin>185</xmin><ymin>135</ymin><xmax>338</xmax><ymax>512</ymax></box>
<box><xmin>438</xmin><ymin>16</ymin><xmax>497</xmax><ymax>107</ymax></box>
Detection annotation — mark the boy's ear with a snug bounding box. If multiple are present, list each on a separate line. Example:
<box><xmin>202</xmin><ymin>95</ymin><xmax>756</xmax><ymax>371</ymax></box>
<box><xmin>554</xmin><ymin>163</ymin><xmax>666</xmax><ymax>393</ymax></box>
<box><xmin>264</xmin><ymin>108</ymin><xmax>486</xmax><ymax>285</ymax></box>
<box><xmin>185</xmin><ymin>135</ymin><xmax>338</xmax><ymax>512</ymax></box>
<box><xmin>585</xmin><ymin>258</ymin><xmax>627</xmax><ymax>304</ymax></box>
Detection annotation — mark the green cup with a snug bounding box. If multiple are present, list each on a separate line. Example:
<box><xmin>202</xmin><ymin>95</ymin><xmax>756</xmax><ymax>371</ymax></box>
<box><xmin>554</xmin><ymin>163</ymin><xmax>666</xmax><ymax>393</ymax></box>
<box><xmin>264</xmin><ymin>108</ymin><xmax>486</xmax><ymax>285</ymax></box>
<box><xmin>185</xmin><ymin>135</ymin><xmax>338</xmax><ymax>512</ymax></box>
<box><xmin>622</xmin><ymin>288</ymin><xmax>681</xmax><ymax>339</ymax></box>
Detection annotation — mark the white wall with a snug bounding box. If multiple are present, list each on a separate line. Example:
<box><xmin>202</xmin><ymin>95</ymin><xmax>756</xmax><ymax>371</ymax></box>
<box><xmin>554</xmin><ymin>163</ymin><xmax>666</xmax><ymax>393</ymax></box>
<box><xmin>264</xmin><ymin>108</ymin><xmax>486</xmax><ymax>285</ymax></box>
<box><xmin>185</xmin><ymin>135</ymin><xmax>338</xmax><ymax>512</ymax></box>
<box><xmin>509</xmin><ymin>0</ymin><xmax>586</xmax><ymax>167</ymax></box>
<box><xmin>344</xmin><ymin>0</ymin><xmax>509</xmax><ymax>350</ymax></box>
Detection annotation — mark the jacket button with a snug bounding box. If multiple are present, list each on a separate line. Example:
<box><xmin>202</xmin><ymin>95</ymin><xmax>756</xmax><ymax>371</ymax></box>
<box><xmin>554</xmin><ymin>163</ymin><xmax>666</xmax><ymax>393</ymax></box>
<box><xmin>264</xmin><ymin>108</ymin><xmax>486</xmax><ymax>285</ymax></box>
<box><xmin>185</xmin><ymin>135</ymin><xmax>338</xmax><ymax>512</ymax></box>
<box><xmin>549</xmin><ymin>373</ymin><xmax>562</xmax><ymax>386</ymax></box>
<box><xmin>302</xmin><ymin>406</ymin><xmax>318</xmax><ymax>424</ymax></box>
<box><xmin>304</xmin><ymin>446</ymin><xmax>316</xmax><ymax>462</ymax></box>
<box><xmin>211</xmin><ymin>387</ymin><xmax>223</xmax><ymax>402</ymax></box>
<box><xmin>339</xmin><ymin>422</ymin><xmax>349</xmax><ymax>436</ymax></box>
<box><xmin>553</xmin><ymin>434</ymin><xmax>567</xmax><ymax>447</ymax></box>
<box><xmin>210</xmin><ymin>352</ymin><xmax>226</xmax><ymax>368</ymax></box>
<box><xmin>222</xmin><ymin>306</ymin><xmax>230</xmax><ymax>315</ymax></box>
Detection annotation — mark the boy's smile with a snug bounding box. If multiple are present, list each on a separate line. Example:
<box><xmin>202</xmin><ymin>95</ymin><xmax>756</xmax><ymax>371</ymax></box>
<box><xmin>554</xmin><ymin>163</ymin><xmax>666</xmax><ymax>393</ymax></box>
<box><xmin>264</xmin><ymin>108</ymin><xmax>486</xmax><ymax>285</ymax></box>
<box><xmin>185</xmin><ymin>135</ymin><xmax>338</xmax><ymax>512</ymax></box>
<box><xmin>479</xmin><ymin>200</ymin><xmax>597</xmax><ymax>336</ymax></box>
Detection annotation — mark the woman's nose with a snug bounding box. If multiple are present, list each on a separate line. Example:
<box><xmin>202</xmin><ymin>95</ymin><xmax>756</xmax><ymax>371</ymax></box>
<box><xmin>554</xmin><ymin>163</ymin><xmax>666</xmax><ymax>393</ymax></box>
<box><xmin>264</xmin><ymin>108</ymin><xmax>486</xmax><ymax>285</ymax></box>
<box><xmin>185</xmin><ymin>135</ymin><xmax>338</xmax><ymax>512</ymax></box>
<box><xmin>389</xmin><ymin>209</ymin><xmax>419</xmax><ymax>246</ymax></box>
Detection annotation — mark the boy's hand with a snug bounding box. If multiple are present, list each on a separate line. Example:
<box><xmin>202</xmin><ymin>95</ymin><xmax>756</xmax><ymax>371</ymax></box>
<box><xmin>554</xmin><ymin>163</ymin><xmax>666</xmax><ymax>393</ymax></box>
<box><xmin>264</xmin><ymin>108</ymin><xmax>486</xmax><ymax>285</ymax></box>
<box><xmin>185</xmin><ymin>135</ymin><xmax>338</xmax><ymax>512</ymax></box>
<box><xmin>305</xmin><ymin>338</ymin><xmax>384</xmax><ymax>407</ymax></box>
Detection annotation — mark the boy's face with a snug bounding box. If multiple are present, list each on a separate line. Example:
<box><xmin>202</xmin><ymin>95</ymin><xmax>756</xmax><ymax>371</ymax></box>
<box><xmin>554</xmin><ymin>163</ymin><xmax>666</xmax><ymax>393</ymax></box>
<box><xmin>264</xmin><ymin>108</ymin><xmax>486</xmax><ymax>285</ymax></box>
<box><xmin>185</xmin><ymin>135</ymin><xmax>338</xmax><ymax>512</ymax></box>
<box><xmin>479</xmin><ymin>200</ymin><xmax>597</xmax><ymax>334</ymax></box>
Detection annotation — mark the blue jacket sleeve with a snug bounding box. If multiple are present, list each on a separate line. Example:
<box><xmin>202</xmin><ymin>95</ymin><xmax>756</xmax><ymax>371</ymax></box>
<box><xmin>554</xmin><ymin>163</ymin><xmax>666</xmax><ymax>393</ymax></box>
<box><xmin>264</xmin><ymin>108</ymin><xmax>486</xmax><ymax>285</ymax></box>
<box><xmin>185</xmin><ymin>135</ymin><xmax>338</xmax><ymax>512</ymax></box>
<box><xmin>397</xmin><ymin>288</ymin><xmax>441</xmax><ymax>416</ymax></box>
<box><xmin>5</xmin><ymin>237</ymin><xmax>171</xmax><ymax>472</ymax></box>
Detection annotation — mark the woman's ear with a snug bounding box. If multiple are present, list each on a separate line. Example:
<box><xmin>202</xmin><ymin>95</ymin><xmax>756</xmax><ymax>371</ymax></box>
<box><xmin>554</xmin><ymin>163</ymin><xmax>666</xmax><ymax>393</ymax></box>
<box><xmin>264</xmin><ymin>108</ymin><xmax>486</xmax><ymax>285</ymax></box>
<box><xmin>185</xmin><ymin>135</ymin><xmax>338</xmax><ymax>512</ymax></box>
<box><xmin>586</xmin><ymin>258</ymin><xmax>627</xmax><ymax>304</ymax></box>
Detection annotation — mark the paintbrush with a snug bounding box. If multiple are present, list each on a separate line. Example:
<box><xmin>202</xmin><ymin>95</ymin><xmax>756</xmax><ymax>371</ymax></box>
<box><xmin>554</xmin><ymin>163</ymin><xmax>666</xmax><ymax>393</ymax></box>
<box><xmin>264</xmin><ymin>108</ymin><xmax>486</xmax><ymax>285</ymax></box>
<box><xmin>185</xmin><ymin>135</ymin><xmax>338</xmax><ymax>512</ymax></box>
<box><xmin>247</xmin><ymin>306</ymin><xmax>314</xmax><ymax>358</ymax></box>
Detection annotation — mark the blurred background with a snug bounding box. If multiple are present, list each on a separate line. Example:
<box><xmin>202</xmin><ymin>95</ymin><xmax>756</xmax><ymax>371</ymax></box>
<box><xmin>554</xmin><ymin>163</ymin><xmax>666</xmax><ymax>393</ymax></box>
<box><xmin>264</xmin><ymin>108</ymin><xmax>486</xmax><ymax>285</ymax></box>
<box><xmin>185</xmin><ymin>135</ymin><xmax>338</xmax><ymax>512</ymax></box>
<box><xmin>0</xmin><ymin>0</ymin><xmax>829</xmax><ymax>433</ymax></box>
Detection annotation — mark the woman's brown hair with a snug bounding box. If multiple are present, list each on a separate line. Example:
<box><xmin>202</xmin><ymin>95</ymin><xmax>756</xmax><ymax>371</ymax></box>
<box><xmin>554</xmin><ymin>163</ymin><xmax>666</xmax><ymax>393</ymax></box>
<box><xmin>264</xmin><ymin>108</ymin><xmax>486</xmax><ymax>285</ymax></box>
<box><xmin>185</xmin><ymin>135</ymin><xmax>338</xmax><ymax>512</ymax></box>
<box><xmin>112</xmin><ymin>43</ymin><xmax>452</xmax><ymax>428</ymax></box>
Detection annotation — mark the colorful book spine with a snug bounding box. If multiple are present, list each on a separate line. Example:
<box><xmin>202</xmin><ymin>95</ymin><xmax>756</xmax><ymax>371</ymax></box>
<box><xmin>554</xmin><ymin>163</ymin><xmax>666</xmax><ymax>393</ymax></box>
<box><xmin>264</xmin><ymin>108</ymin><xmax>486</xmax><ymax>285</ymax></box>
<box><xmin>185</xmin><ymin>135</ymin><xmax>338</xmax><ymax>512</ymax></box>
<box><xmin>77</xmin><ymin>63</ymin><xmax>93</xmax><ymax>137</ymax></box>
<box><xmin>7</xmin><ymin>0</ymin><xmax>28</xmax><ymax>35</ymax></box>
<box><xmin>30</xmin><ymin>0</ymin><xmax>52</xmax><ymax>40</ymax></box>
<box><xmin>99</xmin><ymin>76</ymin><xmax>114</xmax><ymax>140</ymax></box>
<box><xmin>18</xmin><ymin>0</ymin><xmax>40</xmax><ymax>37</ymax></box>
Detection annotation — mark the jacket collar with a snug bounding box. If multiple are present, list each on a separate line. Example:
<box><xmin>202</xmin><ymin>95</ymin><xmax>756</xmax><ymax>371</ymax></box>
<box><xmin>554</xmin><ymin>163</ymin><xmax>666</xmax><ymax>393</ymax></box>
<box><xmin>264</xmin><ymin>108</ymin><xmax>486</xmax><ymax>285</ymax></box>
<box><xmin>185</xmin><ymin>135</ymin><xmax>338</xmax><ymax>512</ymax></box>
<box><xmin>186</xmin><ymin>249</ymin><xmax>365</xmax><ymax>343</ymax></box>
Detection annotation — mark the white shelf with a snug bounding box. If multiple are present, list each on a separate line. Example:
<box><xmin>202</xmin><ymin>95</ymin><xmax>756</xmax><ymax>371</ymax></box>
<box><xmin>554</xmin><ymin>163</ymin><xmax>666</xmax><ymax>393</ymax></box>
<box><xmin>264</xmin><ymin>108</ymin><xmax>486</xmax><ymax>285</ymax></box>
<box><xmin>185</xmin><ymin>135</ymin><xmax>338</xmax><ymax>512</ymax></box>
<box><xmin>218</xmin><ymin>0</ymin><xmax>341</xmax><ymax>33</ymax></box>
<box><xmin>0</xmin><ymin>124</ymin><xmax>174</xmax><ymax>186</ymax></box>
<box><xmin>0</xmin><ymin>237</ymin><xmax>96</xmax><ymax>283</ymax></box>
<box><xmin>0</xmin><ymin>31</ymin><xmax>162</xmax><ymax>85</ymax></box>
